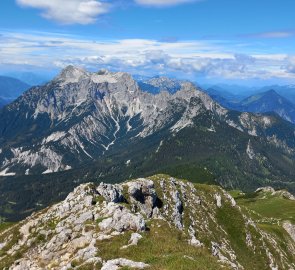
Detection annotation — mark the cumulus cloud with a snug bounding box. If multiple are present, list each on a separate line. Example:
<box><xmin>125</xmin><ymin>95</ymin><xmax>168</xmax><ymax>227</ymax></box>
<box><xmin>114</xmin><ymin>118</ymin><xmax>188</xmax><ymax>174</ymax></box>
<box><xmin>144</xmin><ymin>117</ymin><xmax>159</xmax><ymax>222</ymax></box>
<box><xmin>282</xmin><ymin>56</ymin><xmax>295</xmax><ymax>74</ymax></box>
<box><xmin>15</xmin><ymin>0</ymin><xmax>202</xmax><ymax>24</ymax></box>
<box><xmin>134</xmin><ymin>0</ymin><xmax>198</xmax><ymax>7</ymax></box>
<box><xmin>16</xmin><ymin>0</ymin><xmax>110</xmax><ymax>24</ymax></box>
<box><xmin>0</xmin><ymin>31</ymin><xmax>294</xmax><ymax>81</ymax></box>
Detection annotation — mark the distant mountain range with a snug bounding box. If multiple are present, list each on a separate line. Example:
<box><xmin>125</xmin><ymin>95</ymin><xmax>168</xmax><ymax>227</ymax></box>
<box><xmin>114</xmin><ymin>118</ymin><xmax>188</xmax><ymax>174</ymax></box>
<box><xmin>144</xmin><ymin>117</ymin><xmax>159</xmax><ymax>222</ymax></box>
<box><xmin>204</xmin><ymin>86</ymin><xmax>295</xmax><ymax>124</ymax></box>
<box><xmin>203</xmin><ymin>84</ymin><xmax>258</xmax><ymax>100</ymax></box>
<box><xmin>0</xmin><ymin>76</ymin><xmax>30</xmax><ymax>107</ymax></box>
<box><xmin>1</xmin><ymin>67</ymin><xmax>295</xmax><ymax>221</ymax></box>
<box><xmin>0</xmin><ymin>97</ymin><xmax>6</xmax><ymax>108</ymax></box>
<box><xmin>140</xmin><ymin>80</ymin><xmax>295</xmax><ymax>124</ymax></box>
<box><xmin>204</xmin><ymin>83</ymin><xmax>295</xmax><ymax>103</ymax></box>
<box><xmin>2</xmin><ymin>71</ymin><xmax>50</xmax><ymax>86</ymax></box>
<box><xmin>259</xmin><ymin>84</ymin><xmax>295</xmax><ymax>104</ymax></box>
<box><xmin>237</xmin><ymin>90</ymin><xmax>295</xmax><ymax>123</ymax></box>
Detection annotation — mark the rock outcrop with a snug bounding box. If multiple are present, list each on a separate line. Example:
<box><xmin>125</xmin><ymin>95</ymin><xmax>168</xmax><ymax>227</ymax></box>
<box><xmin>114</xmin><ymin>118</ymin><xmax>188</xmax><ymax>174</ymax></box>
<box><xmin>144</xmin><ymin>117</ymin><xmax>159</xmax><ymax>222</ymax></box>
<box><xmin>0</xmin><ymin>175</ymin><xmax>294</xmax><ymax>270</ymax></box>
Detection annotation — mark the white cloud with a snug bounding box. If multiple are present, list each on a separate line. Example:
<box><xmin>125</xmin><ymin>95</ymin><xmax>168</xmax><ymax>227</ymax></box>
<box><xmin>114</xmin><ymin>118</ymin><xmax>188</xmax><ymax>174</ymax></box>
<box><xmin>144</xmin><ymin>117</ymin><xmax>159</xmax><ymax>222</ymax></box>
<box><xmin>282</xmin><ymin>56</ymin><xmax>295</xmax><ymax>74</ymax></box>
<box><xmin>16</xmin><ymin>0</ymin><xmax>110</xmax><ymax>24</ymax></box>
<box><xmin>15</xmin><ymin>0</ymin><xmax>202</xmax><ymax>24</ymax></box>
<box><xmin>247</xmin><ymin>31</ymin><xmax>295</xmax><ymax>39</ymax></box>
<box><xmin>0</xmin><ymin>31</ymin><xmax>294</xmax><ymax>82</ymax></box>
<box><xmin>134</xmin><ymin>0</ymin><xmax>198</xmax><ymax>7</ymax></box>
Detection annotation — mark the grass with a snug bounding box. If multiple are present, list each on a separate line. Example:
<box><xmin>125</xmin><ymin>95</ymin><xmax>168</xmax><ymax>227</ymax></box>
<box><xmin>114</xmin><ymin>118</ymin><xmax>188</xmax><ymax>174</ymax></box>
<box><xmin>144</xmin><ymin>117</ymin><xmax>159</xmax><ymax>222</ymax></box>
<box><xmin>229</xmin><ymin>189</ymin><xmax>295</xmax><ymax>268</ymax></box>
<box><xmin>232</xmin><ymin>190</ymin><xmax>295</xmax><ymax>223</ymax></box>
<box><xmin>0</xmin><ymin>224</ymin><xmax>28</xmax><ymax>269</ymax></box>
<box><xmin>0</xmin><ymin>222</ymin><xmax>14</xmax><ymax>233</ymax></box>
<box><xmin>259</xmin><ymin>223</ymin><xmax>295</xmax><ymax>259</ymax></box>
<box><xmin>1</xmin><ymin>175</ymin><xmax>295</xmax><ymax>269</ymax></box>
<box><xmin>216</xmin><ymin>204</ymin><xmax>270</xmax><ymax>270</ymax></box>
<box><xmin>95</xmin><ymin>219</ymin><xmax>228</xmax><ymax>270</ymax></box>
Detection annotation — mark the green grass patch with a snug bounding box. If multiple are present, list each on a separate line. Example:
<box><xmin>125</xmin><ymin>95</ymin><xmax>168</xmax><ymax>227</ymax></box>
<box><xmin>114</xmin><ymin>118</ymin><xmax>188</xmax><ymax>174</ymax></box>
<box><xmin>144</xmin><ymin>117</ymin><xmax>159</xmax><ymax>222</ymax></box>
<box><xmin>236</xmin><ymin>194</ymin><xmax>295</xmax><ymax>223</ymax></box>
<box><xmin>216</xmin><ymin>205</ymin><xmax>270</xmax><ymax>270</ymax></box>
<box><xmin>96</xmin><ymin>219</ymin><xmax>227</xmax><ymax>270</ymax></box>
<box><xmin>0</xmin><ymin>222</ymin><xmax>14</xmax><ymax>233</ymax></box>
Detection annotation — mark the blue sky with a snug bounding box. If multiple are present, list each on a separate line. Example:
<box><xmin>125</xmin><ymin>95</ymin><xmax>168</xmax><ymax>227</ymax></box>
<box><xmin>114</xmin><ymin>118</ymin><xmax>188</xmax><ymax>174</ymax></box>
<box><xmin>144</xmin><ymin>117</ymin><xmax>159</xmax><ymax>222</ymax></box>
<box><xmin>0</xmin><ymin>0</ymin><xmax>295</xmax><ymax>85</ymax></box>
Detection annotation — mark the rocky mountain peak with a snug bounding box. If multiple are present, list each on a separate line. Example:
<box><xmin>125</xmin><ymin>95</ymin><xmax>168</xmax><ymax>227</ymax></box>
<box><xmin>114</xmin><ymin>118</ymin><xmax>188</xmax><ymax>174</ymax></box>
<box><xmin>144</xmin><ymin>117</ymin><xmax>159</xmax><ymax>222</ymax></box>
<box><xmin>56</xmin><ymin>65</ymin><xmax>89</xmax><ymax>84</ymax></box>
<box><xmin>1</xmin><ymin>66</ymin><xmax>295</xmax><ymax>180</ymax></box>
<box><xmin>1</xmin><ymin>174</ymin><xmax>294</xmax><ymax>270</ymax></box>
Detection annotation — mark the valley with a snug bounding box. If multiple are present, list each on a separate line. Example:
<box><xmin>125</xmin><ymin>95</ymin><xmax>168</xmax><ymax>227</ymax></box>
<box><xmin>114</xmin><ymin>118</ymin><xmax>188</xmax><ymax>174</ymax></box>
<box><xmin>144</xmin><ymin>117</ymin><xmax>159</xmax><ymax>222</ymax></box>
<box><xmin>1</xmin><ymin>67</ymin><xmax>295</xmax><ymax>222</ymax></box>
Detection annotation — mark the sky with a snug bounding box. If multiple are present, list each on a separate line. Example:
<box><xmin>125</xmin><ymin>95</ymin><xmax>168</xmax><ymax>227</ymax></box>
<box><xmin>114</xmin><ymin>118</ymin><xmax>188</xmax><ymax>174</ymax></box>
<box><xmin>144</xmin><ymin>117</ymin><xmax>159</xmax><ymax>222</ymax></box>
<box><xmin>0</xmin><ymin>0</ymin><xmax>295</xmax><ymax>86</ymax></box>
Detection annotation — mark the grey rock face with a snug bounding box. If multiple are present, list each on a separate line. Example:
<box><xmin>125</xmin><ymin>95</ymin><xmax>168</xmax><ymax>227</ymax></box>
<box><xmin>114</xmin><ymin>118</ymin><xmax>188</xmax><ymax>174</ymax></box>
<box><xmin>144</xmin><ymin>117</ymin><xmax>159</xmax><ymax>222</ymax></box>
<box><xmin>171</xmin><ymin>190</ymin><xmax>183</xmax><ymax>230</ymax></box>
<box><xmin>283</xmin><ymin>222</ymin><xmax>295</xmax><ymax>242</ymax></box>
<box><xmin>101</xmin><ymin>258</ymin><xmax>149</xmax><ymax>270</ymax></box>
<box><xmin>1</xmin><ymin>175</ymin><xmax>295</xmax><ymax>270</ymax></box>
<box><xmin>126</xmin><ymin>178</ymin><xmax>158</xmax><ymax>217</ymax></box>
<box><xmin>0</xmin><ymin>65</ymin><xmax>294</xmax><ymax>184</ymax></box>
<box><xmin>98</xmin><ymin>203</ymin><xmax>146</xmax><ymax>233</ymax></box>
<box><xmin>97</xmin><ymin>183</ymin><xmax>124</xmax><ymax>203</ymax></box>
<box><xmin>1</xmin><ymin>65</ymin><xmax>281</xmax><ymax>176</ymax></box>
<box><xmin>121</xmin><ymin>233</ymin><xmax>143</xmax><ymax>249</ymax></box>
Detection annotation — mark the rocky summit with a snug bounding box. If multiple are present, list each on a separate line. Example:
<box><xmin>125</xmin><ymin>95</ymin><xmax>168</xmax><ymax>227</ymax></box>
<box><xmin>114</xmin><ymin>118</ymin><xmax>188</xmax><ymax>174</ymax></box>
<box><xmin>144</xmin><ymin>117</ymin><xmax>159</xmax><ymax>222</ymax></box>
<box><xmin>0</xmin><ymin>175</ymin><xmax>294</xmax><ymax>270</ymax></box>
<box><xmin>1</xmin><ymin>65</ymin><xmax>295</xmax><ymax>180</ymax></box>
<box><xmin>2</xmin><ymin>66</ymin><xmax>295</xmax><ymax>225</ymax></box>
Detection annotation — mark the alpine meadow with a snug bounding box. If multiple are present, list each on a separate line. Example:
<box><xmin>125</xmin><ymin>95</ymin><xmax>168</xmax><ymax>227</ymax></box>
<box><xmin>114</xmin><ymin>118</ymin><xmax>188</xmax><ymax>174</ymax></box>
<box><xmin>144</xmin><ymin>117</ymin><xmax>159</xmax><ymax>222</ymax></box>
<box><xmin>0</xmin><ymin>1</ymin><xmax>295</xmax><ymax>269</ymax></box>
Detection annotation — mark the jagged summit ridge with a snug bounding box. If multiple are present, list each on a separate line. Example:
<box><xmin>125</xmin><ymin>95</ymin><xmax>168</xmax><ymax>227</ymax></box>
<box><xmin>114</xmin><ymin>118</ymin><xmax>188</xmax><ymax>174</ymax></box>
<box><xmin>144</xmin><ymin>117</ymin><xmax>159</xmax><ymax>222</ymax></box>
<box><xmin>0</xmin><ymin>175</ymin><xmax>294</xmax><ymax>269</ymax></box>
<box><xmin>56</xmin><ymin>65</ymin><xmax>136</xmax><ymax>88</ymax></box>
<box><xmin>0</xmin><ymin>67</ymin><xmax>228</xmax><ymax>175</ymax></box>
<box><xmin>57</xmin><ymin>65</ymin><xmax>88</xmax><ymax>84</ymax></box>
<box><xmin>1</xmin><ymin>65</ymin><xmax>295</xmax><ymax>193</ymax></box>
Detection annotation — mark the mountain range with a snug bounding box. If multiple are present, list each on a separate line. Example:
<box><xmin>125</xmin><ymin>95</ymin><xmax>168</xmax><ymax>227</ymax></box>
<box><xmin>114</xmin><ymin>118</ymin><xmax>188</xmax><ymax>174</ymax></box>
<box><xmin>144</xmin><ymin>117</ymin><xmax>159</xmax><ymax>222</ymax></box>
<box><xmin>0</xmin><ymin>76</ymin><xmax>30</xmax><ymax>108</ymax></box>
<box><xmin>259</xmin><ymin>84</ymin><xmax>295</xmax><ymax>104</ymax></box>
<box><xmin>204</xmin><ymin>83</ymin><xmax>295</xmax><ymax>104</ymax></box>
<box><xmin>2</xmin><ymin>71</ymin><xmax>49</xmax><ymax>86</ymax></box>
<box><xmin>0</xmin><ymin>97</ymin><xmax>6</xmax><ymax>108</ymax></box>
<box><xmin>141</xmin><ymin>80</ymin><xmax>295</xmax><ymax>126</ymax></box>
<box><xmin>1</xmin><ymin>66</ymin><xmax>295</xmax><ymax>221</ymax></box>
<box><xmin>204</xmin><ymin>86</ymin><xmax>295</xmax><ymax>124</ymax></box>
<box><xmin>237</xmin><ymin>90</ymin><xmax>295</xmax><ymax>123</ymax></box>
